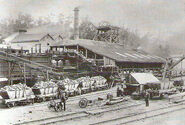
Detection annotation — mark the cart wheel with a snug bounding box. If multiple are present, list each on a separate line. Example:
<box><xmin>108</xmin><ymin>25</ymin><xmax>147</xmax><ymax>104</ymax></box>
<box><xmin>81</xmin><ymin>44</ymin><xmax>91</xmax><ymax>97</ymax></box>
<box><xmin>160</xmin><ymin>94</ymin><xmax>164</xmax><ymax>99</ymax></box>
<box><xmin>30</xmin><ymin>99</ymin><xmax>34</xmax><ymax>104</ymax></box>
<box><xmin>79</xmin><ymin>98</ymin><xmax>88</xmax><ymax>108</ymax></box>
<box><xmin>89</xmin><ymin>88</ymin><xmax>92</xmax><ymax>92</ymax></box>
<box><xmin>43</xmin><ymin>97</ymin><xmax>46</xmax><ymax>102</ymax></box>
<box><xmin>7</xmin><ymin>103</ymin><xmax>13</xmax><ymax>108</ymax></box>
<box><xmin>54</xmin><ymin>102</ymin><xmax>63</xmax><ymax>111</ymax></box>
<box><xmin>47</xmin><ymin>103</ymin><xmax>52</xmax><ymax>110</ymax></box>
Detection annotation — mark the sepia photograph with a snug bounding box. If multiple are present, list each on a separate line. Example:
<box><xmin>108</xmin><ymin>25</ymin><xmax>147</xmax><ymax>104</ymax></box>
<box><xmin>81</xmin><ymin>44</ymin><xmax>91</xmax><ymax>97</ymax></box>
<box><xmin>0</xmin><ymin>0</ymin><xmax>184</xmax><ymax>124</ymax></box>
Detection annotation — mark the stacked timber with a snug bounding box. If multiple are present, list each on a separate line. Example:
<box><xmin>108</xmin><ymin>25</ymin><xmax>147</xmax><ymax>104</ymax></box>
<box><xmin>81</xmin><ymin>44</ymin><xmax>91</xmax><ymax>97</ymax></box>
<box><xmin>0</xmin><ymin>83</ymin><xmax>33</xmax><ymax>100</ymax></box>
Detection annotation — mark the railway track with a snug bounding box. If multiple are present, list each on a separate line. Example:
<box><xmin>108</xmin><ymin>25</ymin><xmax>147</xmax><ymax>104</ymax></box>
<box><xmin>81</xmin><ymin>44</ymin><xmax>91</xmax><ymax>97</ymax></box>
<box><xmin>16</xmin><ymin>88</ymin><xmax>180</xmax><ymax>125</ymax></box>
<box><xmin>12</xmin><ymin>88</ymin><xmax>116</xmax><ymax>110</ymax></box>
<box><xmin>16</xmin><ymin>99</ymin><xmax>174</xmax><ymax>125</ymax></box>
<box><xmin>15</xmin><ymin>111</ymin><xmax>89</xmax><ymax>125</ymax></box>
<box><xmin>90</xmin><ymin>102</ymin><xmax>185</xmax><ymax>125</ymax></box>
<box><xmin>15</xmin><ymin>99</ymin><xmax>143</xmax><ymax>125</ymax></box>
<box><xmin>67</xmin><ymin>88</ymin><xmax>116</xmax><ymax>102</ymax></box>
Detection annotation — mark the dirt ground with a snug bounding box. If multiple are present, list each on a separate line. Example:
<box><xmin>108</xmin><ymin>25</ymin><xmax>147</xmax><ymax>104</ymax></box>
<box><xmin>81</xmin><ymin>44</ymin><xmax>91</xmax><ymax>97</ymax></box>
<box><xmin>129</xmin><ymin>106</ymin><xmax>185</xmax><ymax>125</ymax></box>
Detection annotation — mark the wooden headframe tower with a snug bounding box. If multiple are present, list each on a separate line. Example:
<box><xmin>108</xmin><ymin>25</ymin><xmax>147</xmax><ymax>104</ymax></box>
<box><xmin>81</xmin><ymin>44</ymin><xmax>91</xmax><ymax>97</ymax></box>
<box><xmin>93</xmin><ymin>22</ymin><xmax>120</xmax><ymax>43</ymax></box>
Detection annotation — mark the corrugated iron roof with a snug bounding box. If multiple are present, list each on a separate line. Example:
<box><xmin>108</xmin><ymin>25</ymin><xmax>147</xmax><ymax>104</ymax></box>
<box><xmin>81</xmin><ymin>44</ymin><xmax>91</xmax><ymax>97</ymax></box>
<box><xmin>131</xmin><ymin>73</ymin><xmax>161</xmax><ymax>85</ymax></box>
<box><xmin>3</xmin><ymin>32</ymin><xmax>19</xmax><ymax>43</ymax></box>
<box><xmin>11</xmin><ymin>42</ymin><xmax>37</xmax><ymax>50</ymax></box>
<box><xmin>11</xmin><ymin>34</ymin><xmax>47</xmax><ymax>43</ymax></box>
<box><xmin>50</xmin><ymin>39</ymin><xmax>165</xmax><ymax>63</ymax></box>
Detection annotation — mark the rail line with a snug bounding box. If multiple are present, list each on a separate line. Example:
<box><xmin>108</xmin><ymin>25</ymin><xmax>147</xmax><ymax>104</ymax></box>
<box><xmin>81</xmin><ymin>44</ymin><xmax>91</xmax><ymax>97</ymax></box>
<box><xmin>15</xmin><ymin>99</ymin><xmax>143</xmax><ymax>125</ymax></box>
<box><xmin>16</xmin><ymin>89</ymin><xmax>175</xmax><ymax>125</ymax></box>
<box><xmin>13</xmin><ymin>88</ymin><xmax>116</xmax><ymax>110</ymax></box>
<box><xmin>67</xmin><ymin>88</ymin><xmax>116</xmax><ymax>102</ymax></box>
<box><xmin>90</xmin><ymin>102</ymin><xmax>185</xmax><ymax>125</ymax></box>
<box><xmin>15</xmin><ymin>111</ymin><xmax>88</xmax><ymax>125</ymax></box>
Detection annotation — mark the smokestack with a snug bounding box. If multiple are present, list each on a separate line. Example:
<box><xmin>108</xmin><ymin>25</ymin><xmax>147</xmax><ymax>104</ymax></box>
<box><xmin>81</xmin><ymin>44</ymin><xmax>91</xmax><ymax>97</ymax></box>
<box><xmin>74</xmin><ymin>7</ymin><xmax>79</xmax><ymax>40</ymax></box>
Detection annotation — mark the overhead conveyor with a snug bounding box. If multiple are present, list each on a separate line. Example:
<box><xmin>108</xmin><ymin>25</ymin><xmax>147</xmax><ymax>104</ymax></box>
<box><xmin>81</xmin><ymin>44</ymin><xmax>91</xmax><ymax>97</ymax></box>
<box><xmin>0</xmin><ymin>51</ymin><xmax>67</xmax><ymax>81</ymax></box>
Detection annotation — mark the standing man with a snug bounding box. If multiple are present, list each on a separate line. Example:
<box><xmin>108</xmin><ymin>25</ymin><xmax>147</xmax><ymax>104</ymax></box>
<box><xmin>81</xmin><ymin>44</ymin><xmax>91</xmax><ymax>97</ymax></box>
<box><xmin>77</xmin><ymin>81</ymin><xmax>83</xmax><ymax>95</ymax></box>
<box><xmin>145</xmin><ymin>91</ymin><xmax>150</xmax><ymax>107</ymax></box>
<box><xmin>58</xmin><ymin>84</ymin><xmax>67</xmax><ymax>111</ymax></box>
<box><xmin>117</xmin><ymin>86</ymin><xmax>121</xmax><ymax>97</ymax></box>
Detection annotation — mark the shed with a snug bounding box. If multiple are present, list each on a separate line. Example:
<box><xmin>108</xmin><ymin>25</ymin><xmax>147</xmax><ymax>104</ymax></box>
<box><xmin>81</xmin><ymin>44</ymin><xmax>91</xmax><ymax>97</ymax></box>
<box><xmin>129</xmin><ymin>73</ymin><xmax>161</xmax><ymax>92</ymax></box>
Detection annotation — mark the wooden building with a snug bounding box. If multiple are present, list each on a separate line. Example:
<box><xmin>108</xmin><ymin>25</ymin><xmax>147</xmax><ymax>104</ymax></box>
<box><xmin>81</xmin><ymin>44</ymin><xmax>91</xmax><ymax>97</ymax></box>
<box><xmin>50</xmin><ymin>39</ymin><xmax>165</xmax><ymax>75</ymax></box>
<box><xmin>10</xmin><ymin>33</ymin><xmax>55</xmax><ymax>53</ymax></box>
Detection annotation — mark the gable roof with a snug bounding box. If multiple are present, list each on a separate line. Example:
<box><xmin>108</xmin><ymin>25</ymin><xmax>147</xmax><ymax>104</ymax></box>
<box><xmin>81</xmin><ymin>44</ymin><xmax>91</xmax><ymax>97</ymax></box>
<box><xmin>11</xmin><ymin>33</ymin><xmax>52</xmax><ymax>43</ymax></box>
<box><xmin>50</xmin><ymin>39</ymin><xmax>165</xmax><ymax>63</ymax></box>
<box><xmin>26</xmin><ymin>24</ymin><xmax>64</xmax><ymax>34</ymax></box>
<box><xmin>49</xmin><ymin>33</ymin><xmax>63</xmax><ymax>41</ymax></box>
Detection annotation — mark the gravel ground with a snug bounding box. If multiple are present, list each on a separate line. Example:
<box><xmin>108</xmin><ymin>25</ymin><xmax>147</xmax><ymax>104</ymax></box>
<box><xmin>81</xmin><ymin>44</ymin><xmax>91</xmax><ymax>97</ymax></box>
<box><xmin>129</xmin><ymin>105</ymin><xmax>185</xmax><ymax>125</ymax></box>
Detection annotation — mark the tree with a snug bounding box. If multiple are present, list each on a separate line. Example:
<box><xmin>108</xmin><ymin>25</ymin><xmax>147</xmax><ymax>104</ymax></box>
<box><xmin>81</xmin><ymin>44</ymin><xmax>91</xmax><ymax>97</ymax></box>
<box><xmin>12</xmin><ymin>13</ymin><xmax>34</xmax><ymax>31</ymax></box>
<box><xmin>119</xmin><ymin>27</ymin><xmax>140</xmax><ymax>48</ymax></box>
<box><xmin>0</xmin><ymin>13</ymin><xmax>34</xmax><ymax>35</ymax></box>
<box><xmin>79</xmin><ymin>20</ymin><xmax>96</xmax><ymax>40</ymax></box>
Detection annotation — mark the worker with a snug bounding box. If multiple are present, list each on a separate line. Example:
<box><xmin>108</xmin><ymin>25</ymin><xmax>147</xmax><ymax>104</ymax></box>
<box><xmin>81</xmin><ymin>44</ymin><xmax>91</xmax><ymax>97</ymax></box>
<box><xmin>121</xmin><ymin>84</ymin><xmax>125</xmax><ymax>96</ymax></box>
<box><xmin>58</xmin><ymin>84</ymin><xmax>68</xmax><ymax>111</ymax></box>
<box><xmin>145</xmin><ymin>91</ymin><xmax>150</xmax><ymax>107</ymax></box>
<box><xmin>77</xmin><ymin>81</ymin><xmax>83</xmax><ymax>95</ymax></box>
<box><xmin>92</xmin><ymin>80</ymin><xmax>97</xmax><ymax>90</ymax></box>
<box><xmin>117</xmin><ymin>86</ymin><xmax>121</xmax><ymax>97</ymax></box>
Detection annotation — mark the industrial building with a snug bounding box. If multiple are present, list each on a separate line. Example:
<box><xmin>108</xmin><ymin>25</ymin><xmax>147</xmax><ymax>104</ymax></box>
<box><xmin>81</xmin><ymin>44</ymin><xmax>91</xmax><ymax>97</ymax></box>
<box><xmin>50</xmin><ymin>39</ymin><xmax>165</xmax><ymax>75</ymax></box>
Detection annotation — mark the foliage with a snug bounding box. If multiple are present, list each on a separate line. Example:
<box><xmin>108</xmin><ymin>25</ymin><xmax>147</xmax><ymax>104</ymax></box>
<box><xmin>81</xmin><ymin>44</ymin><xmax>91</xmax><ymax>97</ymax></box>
<box><xmin>119</xmin><ymin>28</ymin><xmax>141</xmax><ymax>48</ymax></box>
<box><xmin>79</xmin><ymin>20</ymin><xmax>96</xmax><ymax>40</ymax></box>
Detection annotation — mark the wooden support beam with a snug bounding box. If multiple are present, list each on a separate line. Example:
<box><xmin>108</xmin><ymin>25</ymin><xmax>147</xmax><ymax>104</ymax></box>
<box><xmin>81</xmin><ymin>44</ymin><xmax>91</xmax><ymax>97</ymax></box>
<box><xmin>24</xmin><ymin>63</ymin><xmax>26</xmax><ymax>83</ymax></box>
<box><xmin>31</xmin><ymin>48</ymin><xmax>33</xmax><ymax>54</ymax></box>
<box><xmin>76</xmin><ymin>45</ymin><xmax>79</xmax><ymax>71</ymax></box>
<box><xmin>86</xmin><ymin>49</ymin><xmax>88</xmax><ymax>58</ymax></box>
<box><xmin>39</xmin><ymin>44</ymin><xmax>41</xmax><ymax>53</ymax></box>
<box><xmin>35</xmin><ymin>44</ymin><xmax>37</xmax><ymax>53</ymax></box>
<box><xmin>8</xmin><ymin>62</ymin><xmax>11</xmax><ymax>85</ymax></box>
<box><xmin>47</xmin><ymin>70</ymin><xmax>49</xmax><ymax>81</ymax></box>
<box><xmin>77</xmin><ymin>45</ymin><xmax>79</xmax><ymax>52</ymax></box>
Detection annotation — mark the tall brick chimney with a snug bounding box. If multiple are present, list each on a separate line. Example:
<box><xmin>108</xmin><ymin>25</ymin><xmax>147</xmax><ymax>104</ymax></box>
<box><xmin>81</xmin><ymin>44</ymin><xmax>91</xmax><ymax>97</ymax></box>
<box><xmin>73</xmin><ymin>7</ymin><xmax>79</xmax><ymax>40</ymax></box>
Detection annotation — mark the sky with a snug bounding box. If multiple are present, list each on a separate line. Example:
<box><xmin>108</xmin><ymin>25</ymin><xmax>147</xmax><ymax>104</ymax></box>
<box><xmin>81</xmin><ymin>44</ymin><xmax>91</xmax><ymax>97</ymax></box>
<box><xmin>0</xmin><ymin>0</ymin><xmax>185</xmax><ymax>41</ymax></box>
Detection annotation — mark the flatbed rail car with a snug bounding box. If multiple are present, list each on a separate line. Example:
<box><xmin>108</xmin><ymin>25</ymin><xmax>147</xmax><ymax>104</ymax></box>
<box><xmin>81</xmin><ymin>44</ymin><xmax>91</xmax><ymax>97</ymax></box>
<box><xmin>0</xmin><ymin>76</ymin><xmax>109</xmax><ymax>107</ymax></box>
<box><xmin>0</xmin><ymin>87</ymin><xmax>35</xmax><ymax>107</ymax></box>
<box><xmin>32</xmin><ymin>86</ymin><xmax>58</xmax><ymax>102</ymax></box>
<box><xmin>60</xmin><ymin>76</ymin><xmax>108</xmax><ymax>95</ymax></box>
<box><xmin>2</xmin><ymin>95</ymin><xmax>35</xmax><ymax>108</ymax></box>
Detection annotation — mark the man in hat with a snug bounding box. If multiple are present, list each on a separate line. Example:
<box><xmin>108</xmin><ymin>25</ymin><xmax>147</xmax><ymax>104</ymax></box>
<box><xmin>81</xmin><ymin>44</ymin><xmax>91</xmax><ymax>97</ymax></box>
<box><xmin>145</xmin><ymin>91</ymin><xmax>150</xmax><ymax>107</ymax></box>
<box><xmin>58</xmin><ymin>84</ymin><xmax>67</xmax><ymax>111</ymax></box>
<box><xmin>77</xmin><ymin>81</ymin><xmax>83</xmax><ymax>95</ymax></box>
